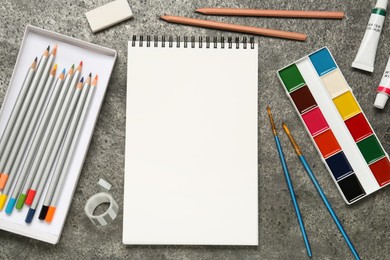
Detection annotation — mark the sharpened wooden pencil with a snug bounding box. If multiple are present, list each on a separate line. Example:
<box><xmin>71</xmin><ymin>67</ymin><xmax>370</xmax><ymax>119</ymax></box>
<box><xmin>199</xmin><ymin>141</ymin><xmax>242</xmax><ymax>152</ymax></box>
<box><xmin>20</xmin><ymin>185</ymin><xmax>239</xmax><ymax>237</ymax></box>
<box><xmin>39</xmin><ymin>73</ymin><xmax>91</xmax><ymax>220</ymax></box>
<box><xmin>0</xmin><ymin>63</ymin><xmax>58</xmax><ymax>211</ymax></box>
<box><xmin>26</xmin><ymin>77</ymin><xmax>85</xmax><ymax>223</ymax></box>
<box><xmin>196</xmin><ymin>8</ymin><xmax>345</xmax><ymax>19</ymax></box>
<box><xmin>24</xmin><ymin>63</ymin><xmax>82</xmax><ymax>207</ymax></box>
<box><xmin>160</xmin><ymin>15</ymin><xmax>307</xmax><ymax>41</ymax></box>
<box><xmin>0</xmin><ymin>46</ymin><xmax>57</xmax><ymax>199</ymax></box>
<box><xmin>0</xmin><ymin>57</ymin><xmax>37</xmax><ymax>183</ymax></box>
<box><xmin>45</xmin><ymin>75</ymin><xmax>97</xmax><ymax>223</ymax></box>
<box><xmin>5</xmin><ymin>68</ymin><xmax>66</xmax><ymax>214</ymax></box>
<box><xmin>15</xmin><ymin>64</ymin><xmax>77</xmax><ymax>209</ymax></box>
<box><xmin>0</xmin><ymin>46</ymin><xmax>50</xmax><ymax>191</ymax></box>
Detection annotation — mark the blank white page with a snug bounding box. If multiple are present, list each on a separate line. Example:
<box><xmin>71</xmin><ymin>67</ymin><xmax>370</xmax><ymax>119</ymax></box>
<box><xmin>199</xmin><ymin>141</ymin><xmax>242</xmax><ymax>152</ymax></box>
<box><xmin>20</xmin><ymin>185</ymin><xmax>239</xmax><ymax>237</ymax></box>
<box><xmin>124</xmin><ymin>39</ymin><xmax>258</xmax><ymax>245</ymax></box>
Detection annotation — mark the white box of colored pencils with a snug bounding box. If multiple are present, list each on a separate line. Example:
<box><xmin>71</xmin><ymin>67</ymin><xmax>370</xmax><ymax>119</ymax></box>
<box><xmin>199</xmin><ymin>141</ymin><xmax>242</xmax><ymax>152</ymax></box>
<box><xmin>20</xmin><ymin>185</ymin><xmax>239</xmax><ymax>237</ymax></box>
<box><xmin>0</xmin><ymin>25</ymin><xmax>117</xmax><ymax>244</ymax></box>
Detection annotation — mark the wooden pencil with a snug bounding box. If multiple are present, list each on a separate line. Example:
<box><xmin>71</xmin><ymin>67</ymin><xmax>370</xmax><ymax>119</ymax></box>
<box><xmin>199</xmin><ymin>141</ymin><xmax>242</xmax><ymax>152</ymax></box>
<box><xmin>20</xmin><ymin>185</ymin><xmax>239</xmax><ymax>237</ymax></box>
<box><xmin>0</xmin><ymin>46</ymin><xmax>50</xmax><ymax>191</ymax></box>
<box><xmin>5</xmin><ymin>68</ymin><xmax>66</xmax><ymax>214</ymax></box>
<box><xmin>0</xmin><ymin>45</ymin><xmax>57</xmax><ymax>201</ymax></box>
<box><xmin>39</xmin><ymin>74</ymin><xmax>91</xmax><ymax>220</ymax></box>
<box><xmin>0</xmin><ymin>63</ymin><xmax>58</xmax><ymax>211</ymax></box>
<box><xmin>26</xmin><ymin>77</ymin><xmax>85</xmax><ymax>223</ymax></box>
<box><xmin>0</xmin><ymin>57</ymin><xmax>37</xmax><ymax>184</ymax></box>
<box><xmin>45</xmin><ymin>75</ymin><xmax>97</xmax><ymax>223</ymax></box>
<box><xmin>23</xmin><ymin>62</ymin><xmax>82</xmax><ymax>207</ymax></box>
<box><xmin>161</xmin><ymin>15</ymin><xmax>307</xmax><ymax>41</ymax></box>
<box><xmin>196</xmin><ymin>8</ymin><xmax>345</xmax><ymax>19</ymax></box>
<box><xmin>15</xmin><ymin>64</ymin><xmax>77</xmax><ymax>209</ymax></box>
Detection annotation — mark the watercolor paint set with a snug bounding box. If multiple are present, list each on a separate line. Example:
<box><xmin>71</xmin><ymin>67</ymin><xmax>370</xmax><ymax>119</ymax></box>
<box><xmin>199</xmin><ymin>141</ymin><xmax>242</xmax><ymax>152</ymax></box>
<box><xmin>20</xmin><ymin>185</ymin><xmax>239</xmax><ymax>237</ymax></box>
<box><xmin>277</xmin><ymin>47</ymin><xmax>390</xmax><ymax>204</ymax></box>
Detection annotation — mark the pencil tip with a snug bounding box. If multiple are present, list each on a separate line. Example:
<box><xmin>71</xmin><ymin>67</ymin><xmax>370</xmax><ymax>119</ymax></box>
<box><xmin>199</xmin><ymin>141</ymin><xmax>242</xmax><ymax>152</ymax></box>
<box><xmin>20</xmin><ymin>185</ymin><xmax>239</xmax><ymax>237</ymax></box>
<box><xmin>46</xmin><ymin>45</ymin><xmax>50</xmax><ymax>51</ymax></box>
<box><xmin>92</xmin><ymin>74</ymin><xmax>98</xmax><ymax>86</ymax></box>
<box><xmin>53</xmin><ymin>64</ymin><xmax>58</xmax><ymax>70</ymax></box>
<box><xmin>89</xmin><ymin>72</ymin><xmax>92</xmax><ymax>77</ymax></box>
<box><xmin>71</xmin><ymin>64</ymin><xmax>75</xmax><ymax>69</ymax></box>
<box><xmin>80</xmin><ymin>61</ymin><xmax>83</xmax><ymax>66</ymax></box>
<box><xmin>80</xmin><ymin>77</ymin><xmax>84</xmax><ymax>83</ymax></box>
<box><xmin>62</xmin><ymin>68</ymin><xmax>66</xmax><ymax>74</ymax></box>
<box><xmin>34</xmin><ymin>57</ymin><xmax>38</xmax><ymax>62</ymax></box>
<box><xmin>51</xmin><ymin>44</ymin><xmax>58</xmax><ymax>56</ymax></box>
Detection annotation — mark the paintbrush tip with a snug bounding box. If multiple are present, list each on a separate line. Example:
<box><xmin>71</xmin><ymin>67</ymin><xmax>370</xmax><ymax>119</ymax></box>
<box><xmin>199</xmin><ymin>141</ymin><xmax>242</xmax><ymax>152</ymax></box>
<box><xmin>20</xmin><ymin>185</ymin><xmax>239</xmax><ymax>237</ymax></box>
<box><xmin>266</xmin><ymin>106</ymin><xmax>278</xmax><ymax>135</ymax></box>
<box><xmin>282</xmin><ymin>122</ymin><xmax>288</xmax><ymax>131</ymax></box>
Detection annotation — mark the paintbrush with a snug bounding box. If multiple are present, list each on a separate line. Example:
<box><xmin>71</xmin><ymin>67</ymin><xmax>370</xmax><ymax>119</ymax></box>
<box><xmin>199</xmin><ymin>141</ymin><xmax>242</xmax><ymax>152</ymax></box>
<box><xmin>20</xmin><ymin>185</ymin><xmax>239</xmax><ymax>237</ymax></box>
<box><xmin>282</xmin><ymin>122</ymin><xmax>360</xmax><ymax>260</ymax></box>
<box><xmin>267</xmin><ymin>107</ymin><xmax>312</xmax><ymax>257</ymax></box>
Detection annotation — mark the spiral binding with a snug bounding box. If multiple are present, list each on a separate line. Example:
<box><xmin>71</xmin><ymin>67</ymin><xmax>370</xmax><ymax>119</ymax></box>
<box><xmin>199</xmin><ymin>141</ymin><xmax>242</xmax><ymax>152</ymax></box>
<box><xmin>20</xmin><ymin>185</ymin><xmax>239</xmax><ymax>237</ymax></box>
<box><xmin>131</xmin><ymin>35</ymin><xmax>255</xmax><ymax>49</ymax></box>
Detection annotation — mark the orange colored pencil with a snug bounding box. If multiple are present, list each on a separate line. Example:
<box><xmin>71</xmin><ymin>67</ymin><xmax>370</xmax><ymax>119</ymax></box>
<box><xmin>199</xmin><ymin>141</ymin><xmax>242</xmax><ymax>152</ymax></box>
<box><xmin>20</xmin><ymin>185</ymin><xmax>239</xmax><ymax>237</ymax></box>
<box><xmin>161</xmin><ymin>15</ymin><xmax>307</xmax><ymax>41</ymax></box>
<box><xmin>196</xmin><ymin>8</ymin><xmax>345</xmax><ymax>19</ymax></box>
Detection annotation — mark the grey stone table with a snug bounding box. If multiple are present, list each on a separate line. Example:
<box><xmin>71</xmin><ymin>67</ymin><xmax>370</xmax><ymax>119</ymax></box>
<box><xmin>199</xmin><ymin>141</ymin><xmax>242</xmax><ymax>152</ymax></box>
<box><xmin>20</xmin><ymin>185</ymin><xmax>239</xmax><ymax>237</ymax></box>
<box><xmin>1</xmin><ymin>0</ymin><xmax>389</xmax><ymax>259</ymax></box>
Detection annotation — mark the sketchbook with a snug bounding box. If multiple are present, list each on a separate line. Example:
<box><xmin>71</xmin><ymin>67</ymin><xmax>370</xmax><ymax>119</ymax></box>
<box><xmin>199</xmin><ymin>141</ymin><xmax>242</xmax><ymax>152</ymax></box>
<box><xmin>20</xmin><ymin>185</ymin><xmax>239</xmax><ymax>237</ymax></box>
<box><xmin>124</xmin><ymin>36</ymin><xmax>258</xmax><ymax>245</ymax></box>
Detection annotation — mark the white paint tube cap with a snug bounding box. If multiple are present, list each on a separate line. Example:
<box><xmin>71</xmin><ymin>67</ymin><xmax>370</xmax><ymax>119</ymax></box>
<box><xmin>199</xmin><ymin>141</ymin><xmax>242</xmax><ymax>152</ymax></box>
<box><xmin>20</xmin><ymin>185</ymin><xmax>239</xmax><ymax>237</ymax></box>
<box><xmin>374</xmin><ymin>92</ymin><xmax>389</xmax><ymax>109</ymax></box>
<box><xmin>375</xmin><ymin>0</ymin><xmax>388</xmax><ymax>10</ymax></box>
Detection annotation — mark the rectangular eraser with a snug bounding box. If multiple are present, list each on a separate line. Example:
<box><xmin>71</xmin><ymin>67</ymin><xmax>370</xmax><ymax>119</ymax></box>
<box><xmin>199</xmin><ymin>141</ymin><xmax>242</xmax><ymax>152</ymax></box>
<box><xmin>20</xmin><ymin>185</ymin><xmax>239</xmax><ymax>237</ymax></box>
<box><xmin>86</xmin><ymin>0</ymin><xmax>133</xmax><ymax>33</ymax></box>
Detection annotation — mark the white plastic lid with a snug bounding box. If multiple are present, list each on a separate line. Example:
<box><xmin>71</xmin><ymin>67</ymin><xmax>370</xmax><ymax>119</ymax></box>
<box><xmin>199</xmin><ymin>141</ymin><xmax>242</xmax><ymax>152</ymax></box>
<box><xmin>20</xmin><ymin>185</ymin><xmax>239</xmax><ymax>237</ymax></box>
<box><xmin>375</xmin><ymin>0</ymin><xmax>388</xmax><ymax>10</ymax></box>
<box><xmin>374</xmin><ymin>92</ymin><xmax>389</xmax><ymax>109</ymax></box>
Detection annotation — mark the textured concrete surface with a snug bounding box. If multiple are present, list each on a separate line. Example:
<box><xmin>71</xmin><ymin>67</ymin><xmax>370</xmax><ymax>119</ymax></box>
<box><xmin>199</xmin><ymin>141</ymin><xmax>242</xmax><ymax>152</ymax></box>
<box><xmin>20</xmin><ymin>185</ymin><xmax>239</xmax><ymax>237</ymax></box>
<box><xmin>0</xmin><ymin>0</ymin><xmax>389</xmax><ymax>259</ymax></box>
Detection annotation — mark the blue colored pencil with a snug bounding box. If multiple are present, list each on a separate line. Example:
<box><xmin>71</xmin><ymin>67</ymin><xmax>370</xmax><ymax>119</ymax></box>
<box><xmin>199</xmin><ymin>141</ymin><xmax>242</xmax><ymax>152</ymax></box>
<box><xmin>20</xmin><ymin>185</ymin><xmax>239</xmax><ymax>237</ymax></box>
<box><xmin>267</xmin><ymin>107</ymin><xmax>312</xmax><ymax>258</ymax></box>
<box><xmin>282</xmin><ymin>122</ymin><xmax>360</xmax><ymax>260</ymax></box>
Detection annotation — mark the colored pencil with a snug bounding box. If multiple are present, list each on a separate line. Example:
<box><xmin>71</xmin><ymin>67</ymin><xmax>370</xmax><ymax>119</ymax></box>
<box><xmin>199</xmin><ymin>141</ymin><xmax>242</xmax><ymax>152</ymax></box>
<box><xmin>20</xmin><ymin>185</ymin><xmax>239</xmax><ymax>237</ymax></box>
<box><xmin>0</xmin><ymin>57</ymin><xmax>37</xmax><ymax>174</ymax></box>
<box><xmin>24</xmin><ymin>69</ymin><xmax>82</xmax><ymax>207</ymax></box>
<box><xmin>0</xmin><ymin>46</ymin><xmax>57</xmax><ymax>193</ymax></box>
<box><xmin>160</xmin><ymin>15</ymin><xmax>307</xmax><ymax>41</ymax></box>
<box><xmin>282</xmin><ymin>122</ymin><xmax>360</xmax><ymax>260</ymax></box>
<box><xmin>45</xmin><ymin>75</ymin><xmax>97</xmax><ymax>223</ymax></box>
<box><xmin>266</xmin><ymin>107</ymin><xmax>312</xmax><ymax>258</ymax></box>
<box><xmin>15</xmin><ymin>64</ymin><xmax>77</xmax><ymax>209</ymax></box>
<box><xmin>39</xmin><ymin>74</ymin><xmax>91</xmax><ymax>220</ymax></box>
<box><xmin>0</xmin><ymin>47</ymin><xmax>49</xmax><ymax>190</ymax></box>
<box><xmin>5</xmin><ymin>68</ymin><xmax>66</xmax><ymax>214</ymax></box>
<box><xmin>196</xmin><ymin>8</ymin><xmax>345</xmax><ymax>19</ymax></box>
<box><xmin>26</xmin><ymin>77</ymin><xmax>85</xmax><ymax>223</ymax></box>
<box><xmin>0</xmin><ymin>63</ymin><xmax>57</xmax><ymax>210</ymax></box>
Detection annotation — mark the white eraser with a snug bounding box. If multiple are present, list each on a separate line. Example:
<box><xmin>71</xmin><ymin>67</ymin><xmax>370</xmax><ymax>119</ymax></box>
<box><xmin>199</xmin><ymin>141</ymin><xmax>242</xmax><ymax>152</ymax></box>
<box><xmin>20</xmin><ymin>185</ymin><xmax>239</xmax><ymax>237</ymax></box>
<box><xmin>86</xmin><ymin>0</ymin><xmax>133</xmax><ymax>33</ymax></box>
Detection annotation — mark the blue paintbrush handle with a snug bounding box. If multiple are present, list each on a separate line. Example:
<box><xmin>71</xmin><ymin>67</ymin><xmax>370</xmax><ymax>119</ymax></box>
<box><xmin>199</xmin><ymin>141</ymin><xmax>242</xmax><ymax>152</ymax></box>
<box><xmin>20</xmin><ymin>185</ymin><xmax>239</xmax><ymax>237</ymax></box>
<box><xmin>275</xmin><ymin>136</ymin><xmax>312</xmax><ymax>258</ymax></box>
<box><xmin>299</xmin><ymin>155</ymin><xmax>360</xmax><ymax>260</ymax></box>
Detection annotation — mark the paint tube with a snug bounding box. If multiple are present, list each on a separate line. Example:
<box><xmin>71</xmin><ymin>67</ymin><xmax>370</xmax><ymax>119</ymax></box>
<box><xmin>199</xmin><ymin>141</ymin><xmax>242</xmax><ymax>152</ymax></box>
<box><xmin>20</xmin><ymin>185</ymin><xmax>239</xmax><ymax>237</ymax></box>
<box><xmin>374</xmin><ymin>56</ymin><xmax>390</xmax><ymax>109</ymax></box>
<box><xmin>352</xmin><ymin>0</ymin><xmax>388</xmax><ymax>72</ymax></box>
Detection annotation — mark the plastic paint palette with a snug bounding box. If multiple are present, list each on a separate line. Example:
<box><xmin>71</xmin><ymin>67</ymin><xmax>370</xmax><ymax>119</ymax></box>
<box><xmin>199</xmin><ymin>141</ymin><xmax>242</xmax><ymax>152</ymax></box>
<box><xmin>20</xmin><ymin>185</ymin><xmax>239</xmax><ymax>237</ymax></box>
<box><xmin>277</xmin><ymin>47</ymin><xmax>390</xmax><ymax>204</ymax></box>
